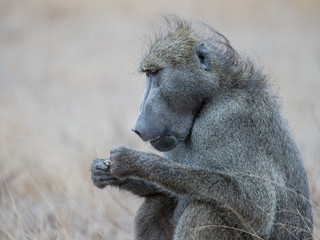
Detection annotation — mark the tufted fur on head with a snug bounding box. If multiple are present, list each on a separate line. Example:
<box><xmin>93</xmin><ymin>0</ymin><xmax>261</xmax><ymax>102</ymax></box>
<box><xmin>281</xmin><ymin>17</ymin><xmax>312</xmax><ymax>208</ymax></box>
<box><xmin>140</xmin><ymin>16</ymin><xmax>268</xmax><ymax>92</ymax></box>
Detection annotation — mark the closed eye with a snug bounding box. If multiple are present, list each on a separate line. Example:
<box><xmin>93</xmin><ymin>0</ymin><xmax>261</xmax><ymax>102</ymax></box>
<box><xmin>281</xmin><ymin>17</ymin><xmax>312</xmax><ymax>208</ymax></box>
<box><xmin>146</xmin><ymin>69</ymin><xmax>160</xmax><ymax>77</ymax></box>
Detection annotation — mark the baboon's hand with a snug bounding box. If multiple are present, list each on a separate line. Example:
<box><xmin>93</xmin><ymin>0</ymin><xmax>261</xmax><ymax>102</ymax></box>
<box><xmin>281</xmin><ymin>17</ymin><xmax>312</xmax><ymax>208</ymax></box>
<box><xmin>90</xmin><ymin>158</ymin><xmax>123</xmax><ymax>188</ymax></box>
<box><xmin>110</xmin><ymin>145</ymin><xmax>140</xmax><ymax>178</ymax></box>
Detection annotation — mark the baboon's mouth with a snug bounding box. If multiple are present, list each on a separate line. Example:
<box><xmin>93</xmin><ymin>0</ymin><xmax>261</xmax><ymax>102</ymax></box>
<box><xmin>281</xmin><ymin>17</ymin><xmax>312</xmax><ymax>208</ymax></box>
<box><xmin>149</xmin><ymin>136</ymin><xmax>161</xmax><ymax>143</ymax></box>
<box><xmin>149</xmin><ymin>135</ymin><xmax>179</xmax><ymax>152</ymax></box>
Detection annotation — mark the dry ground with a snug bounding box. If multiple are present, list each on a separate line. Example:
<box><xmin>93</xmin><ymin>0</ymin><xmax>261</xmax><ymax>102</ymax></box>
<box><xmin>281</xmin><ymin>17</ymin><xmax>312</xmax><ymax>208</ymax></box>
<box><xmin>0</xmin><ymin>0</ymin><xmax>319</xmax><ymax>239</ymax></box>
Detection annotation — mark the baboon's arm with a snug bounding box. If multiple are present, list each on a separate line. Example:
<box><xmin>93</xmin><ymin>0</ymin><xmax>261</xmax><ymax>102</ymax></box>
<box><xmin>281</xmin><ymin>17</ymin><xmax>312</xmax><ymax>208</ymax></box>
<box><xmin>118</xmin><ymin>178</ymin><xmax>166</xmax><ymax>197</ymax></box>
<box><xmin>110</xmin><ymin>146</ymin><xmax>275</xmax><ymax>225</ymax></box>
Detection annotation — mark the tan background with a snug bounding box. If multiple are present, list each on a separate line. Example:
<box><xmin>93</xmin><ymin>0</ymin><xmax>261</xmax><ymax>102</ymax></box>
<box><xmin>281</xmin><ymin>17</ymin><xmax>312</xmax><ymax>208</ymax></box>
<box><xmin>0</xmin><ymin>0</ymin><xmax>319</xmax><ymax>239</ymax></box>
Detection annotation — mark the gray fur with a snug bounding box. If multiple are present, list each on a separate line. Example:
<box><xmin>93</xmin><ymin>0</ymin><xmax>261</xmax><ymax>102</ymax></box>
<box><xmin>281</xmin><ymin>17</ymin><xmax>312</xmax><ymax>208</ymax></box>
<box><xmin>91</xmin><ymin>17</ymin><xmax>313</xmax><ymax>239</ymax></box>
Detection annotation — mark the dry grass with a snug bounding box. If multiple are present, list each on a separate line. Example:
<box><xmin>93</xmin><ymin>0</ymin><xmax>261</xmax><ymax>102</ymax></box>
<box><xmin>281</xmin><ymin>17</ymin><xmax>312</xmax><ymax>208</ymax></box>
<box><xmin>1</xmin><ymin>0</ymin><xmax>319</xmax><ymax>239</ymax></box>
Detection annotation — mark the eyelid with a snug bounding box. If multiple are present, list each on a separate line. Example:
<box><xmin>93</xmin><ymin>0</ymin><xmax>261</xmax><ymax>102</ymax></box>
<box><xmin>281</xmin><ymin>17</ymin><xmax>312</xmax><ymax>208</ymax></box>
<box><xmin>145</xmin><ymin>68</ymin><xmax>160</xmax><ymax>76</ymax></box>
<box><xmin>147</xmin><ymin>69</ymin><xmax>159</xmax><ymax>73</ymax></box>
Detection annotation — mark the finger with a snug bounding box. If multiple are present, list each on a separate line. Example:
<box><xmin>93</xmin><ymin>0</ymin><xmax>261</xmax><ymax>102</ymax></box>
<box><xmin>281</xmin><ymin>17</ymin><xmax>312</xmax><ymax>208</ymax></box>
<box><xmin>91</xmin><ymin>161</ymin><xmax>109</xmax><ymax>171</ymax></box>
<box><xmin>96</xmin><ymin>165</ymin><xmax>109</xmax><ymax>171</ymax></box>
<box><xmin>101</xmin><ymin>178</ymin><xmax>119</xmax><ymax>185</ymax></box>
<box><xmin>95</xmin><ymin>175</ymin><xmax>117</xmax><ymax>181</ymax></box>
<box><xmin>92</xmin><ymin>169</ymin><xmax>109</xmax><ymax>176</ymax></box>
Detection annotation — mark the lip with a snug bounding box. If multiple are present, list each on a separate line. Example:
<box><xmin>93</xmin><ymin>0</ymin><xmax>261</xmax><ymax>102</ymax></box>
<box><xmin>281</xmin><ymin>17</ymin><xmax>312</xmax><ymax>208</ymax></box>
<box><xmin>149</xmin><ymin>136</ymin><xmax>161</xmax><ymax>143</ymax></box>
<box><xmin>149</xmin><ymin>135</ymin><xmax>179</xmax><ymax>152</ymax></box>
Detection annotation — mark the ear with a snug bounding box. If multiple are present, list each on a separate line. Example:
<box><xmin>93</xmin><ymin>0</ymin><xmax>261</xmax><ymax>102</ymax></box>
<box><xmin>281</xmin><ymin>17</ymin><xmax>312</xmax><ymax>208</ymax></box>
<box><xmin>195</xmin><ymin>42</ymin><xmax>212</xmax><ymax>71</ymax></box>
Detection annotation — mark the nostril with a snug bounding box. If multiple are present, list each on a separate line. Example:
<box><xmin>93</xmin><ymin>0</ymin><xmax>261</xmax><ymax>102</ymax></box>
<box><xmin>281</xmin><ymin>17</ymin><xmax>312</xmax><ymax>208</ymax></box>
<box><xmin>132</xmin><ymin>128</ymin><xmax>141</xmax><ymax>138</ymax></box>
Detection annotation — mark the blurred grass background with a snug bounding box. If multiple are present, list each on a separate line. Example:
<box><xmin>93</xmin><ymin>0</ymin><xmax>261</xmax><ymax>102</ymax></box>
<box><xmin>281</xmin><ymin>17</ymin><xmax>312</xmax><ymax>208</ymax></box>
<box><xmin>0</xmin><ymin>0</ymin><xmax>319</xmax><ymax>239</ymax></box>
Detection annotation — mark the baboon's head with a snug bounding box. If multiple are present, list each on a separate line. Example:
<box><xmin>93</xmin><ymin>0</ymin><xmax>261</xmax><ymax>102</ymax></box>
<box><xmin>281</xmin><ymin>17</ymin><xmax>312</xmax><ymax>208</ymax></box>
<box><xmin>132</xmin><ymin>17</ymin><xmax>235</xmax><ymax>152</ymax></box>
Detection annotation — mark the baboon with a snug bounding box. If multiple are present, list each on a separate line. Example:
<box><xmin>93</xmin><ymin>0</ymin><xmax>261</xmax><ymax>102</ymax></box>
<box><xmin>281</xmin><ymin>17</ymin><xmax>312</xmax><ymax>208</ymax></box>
<box><xmin>91</xmin><ymin>17</ymin><xmax>313</xmax><ymax>239</ymax></box>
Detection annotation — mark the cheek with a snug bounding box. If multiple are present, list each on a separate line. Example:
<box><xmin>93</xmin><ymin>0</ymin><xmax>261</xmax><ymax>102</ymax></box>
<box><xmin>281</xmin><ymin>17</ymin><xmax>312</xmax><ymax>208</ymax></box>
<box><xmin>160</xmin><ymin>79</ymin><xmax>186</xmax><ymax>108</ymax></box>
<box><xmin>162</xmin><ymin>103</ymin><xmax>195</xmax><ymax>139</ymax></box>
<box><xmin>160</xmin><ymin>72</ymin><xmax>204</xmax><ymax>111</ymax></box>
<box><xmin>160</xmin><ymin>84</ymin><xmax>201</xmax><ymax>113</ymax></box>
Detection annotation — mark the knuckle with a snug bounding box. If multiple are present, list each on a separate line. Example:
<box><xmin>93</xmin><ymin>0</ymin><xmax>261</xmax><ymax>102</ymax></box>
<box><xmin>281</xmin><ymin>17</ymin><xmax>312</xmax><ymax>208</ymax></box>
<box><xmin>110</xmin><ymin>168</ymin><xmax>117</xmax><ymax>176</ymax></box>
<box><xmin>96</xmin><ymin>184</ymin><xmax>105</xmax><ymax>189</ymax></box>
<box><xmin>111</xmin><ymin>145</ymin><xmax>127</xmax><ymax>154</ymax></box>
<box><xmin>91</xmin><ymin>158</ymin><xmax>104</xmax><ymax>169</ymax></box>
<box><xmin>93</xmin><ymin>158</ymin><xmax>102</xmax><ymax>164</ymax></box>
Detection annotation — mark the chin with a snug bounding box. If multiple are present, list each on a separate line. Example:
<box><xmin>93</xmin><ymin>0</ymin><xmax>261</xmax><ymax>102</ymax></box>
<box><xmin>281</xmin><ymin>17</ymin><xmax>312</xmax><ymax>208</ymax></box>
<box><xmin>150</xmin><ymin>135</ymin><xmax>179</xmax><ymax>152</ymax></box>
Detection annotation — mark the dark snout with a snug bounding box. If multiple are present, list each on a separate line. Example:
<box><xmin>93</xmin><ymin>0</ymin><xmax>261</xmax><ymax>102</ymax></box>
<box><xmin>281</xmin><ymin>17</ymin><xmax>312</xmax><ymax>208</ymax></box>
<box><xmin>132</xmin><ymin>114</ymin><xmax>179</xmax><ymax>152</ymax></box>
<box><xmin>131</xmin><ymin>114</ymin><xmax>158</xmax><ymax>142</ymax></box>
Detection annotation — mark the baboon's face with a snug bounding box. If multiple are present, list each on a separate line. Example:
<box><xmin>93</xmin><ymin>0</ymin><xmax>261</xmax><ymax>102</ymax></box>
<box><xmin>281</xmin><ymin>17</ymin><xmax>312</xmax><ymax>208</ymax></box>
<box><xmin>132</xmin><ymin>67</ymin><xmax>196</xmax><ymax>152</ymax></box>
<box><xmin>132</xmin><ymin>43</ymin><xmax>215</xmax><ymax>151</ymax></box>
